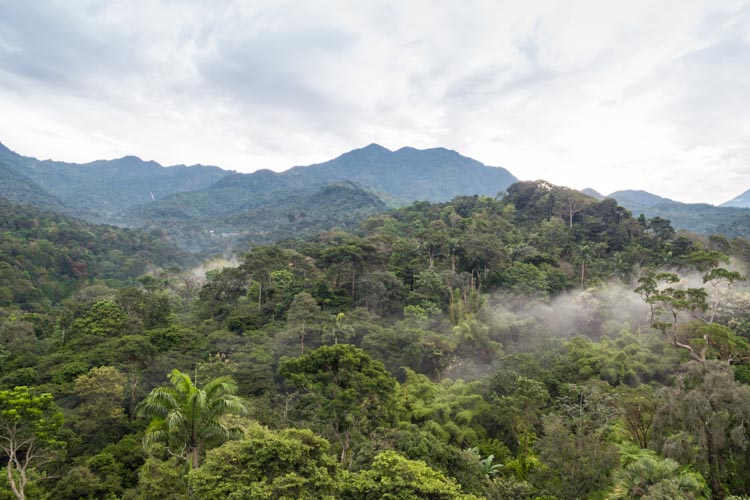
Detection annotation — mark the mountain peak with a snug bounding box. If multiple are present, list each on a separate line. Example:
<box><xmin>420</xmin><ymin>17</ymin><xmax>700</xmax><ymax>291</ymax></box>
<box><xmin>581</xmin><ymin>188</ymin><xmax>604</xmax><ymax>200</ymax></box>
<box><xmin>360</xmin><ymin>143</ymin><xmax>391</xmax><ymax>153</ymax></box>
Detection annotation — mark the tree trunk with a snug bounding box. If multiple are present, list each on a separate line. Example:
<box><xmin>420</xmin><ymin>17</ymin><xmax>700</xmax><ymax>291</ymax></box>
<box><xmin>580</xmin><ymin>260</ymin><xmax>585</xmax><ymax>286</ymax></box>
<box><xmin>7</xmin><ymin>460</ymin><xmax>25</xmax><ymax>500</ymax></box>
<box><xmin>189</xmin><ymin>447</ymin><xmax>200</xmax><ymax>470</ymax></box>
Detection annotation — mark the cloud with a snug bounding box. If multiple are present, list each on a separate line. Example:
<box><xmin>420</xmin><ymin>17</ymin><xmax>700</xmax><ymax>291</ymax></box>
<box><xmin>0</xmin><ymin>0</ymin><xmax>748</xmax><ymax>205</ymax></box>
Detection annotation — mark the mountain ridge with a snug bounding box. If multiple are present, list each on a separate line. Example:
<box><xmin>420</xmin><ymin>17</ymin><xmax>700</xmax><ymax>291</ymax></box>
<box><xmin>721</xmin><ymin>188</ymin><xmax>750</xmax><ymax>208</ymax></box>
<box><xmin>3</xmin><ymin>139</ymin><xmax>750</xmax><ymax>249</ymax></box>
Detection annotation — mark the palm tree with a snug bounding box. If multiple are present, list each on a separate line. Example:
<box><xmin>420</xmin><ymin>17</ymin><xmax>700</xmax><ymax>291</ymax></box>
<box><xmin>610</xmin><ymin>455</ymin><xmax>708</xmax><ymax>499</ymax></box>
<box><xmin>137</xmin><ymin>369</ymin><xmax>247</xmax><ymax>469</ymax></box>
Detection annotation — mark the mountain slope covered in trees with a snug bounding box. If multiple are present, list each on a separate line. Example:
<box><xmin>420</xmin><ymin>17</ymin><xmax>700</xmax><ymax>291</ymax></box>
<box><xmin>3</xmin><ymin>181</ymin><xmax>750</xmax><ymax>498</ymax></box>
<box><xmin>608</xmin><ymin>189</ymin><xmax>750</xmax><ymax>238</ymax></box>
<box><xmin>5</xmin><ymin>140</ymin><xmax>750</xmax><ymax>250</ymax></box>
<box><xmin>0</xmin><ymin>142</ymin><xmax>229</xmax><ymax>219</ymax></box>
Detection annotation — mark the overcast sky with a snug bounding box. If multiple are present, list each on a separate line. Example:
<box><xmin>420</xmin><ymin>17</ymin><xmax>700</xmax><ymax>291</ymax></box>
<box><xmin>0</xmin><ymin>0</ymin><xmax>748</xmax><ymax>204</ymax></box>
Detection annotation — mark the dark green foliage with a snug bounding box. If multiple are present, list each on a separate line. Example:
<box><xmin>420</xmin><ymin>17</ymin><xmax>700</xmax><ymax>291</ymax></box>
<box><xmin>137</xmin><ymin>369</ymin><xmax>247</xmax><ymax>469</ymax></box>
<box><xmin>279</xmin><ymin>345</ymin><xmax>399</xmax><ymax>467</ymax></box>
<box><xmin>3</xmin><ymin>172</ymin><xmax>750</xmax><ymax>498</ymax></box>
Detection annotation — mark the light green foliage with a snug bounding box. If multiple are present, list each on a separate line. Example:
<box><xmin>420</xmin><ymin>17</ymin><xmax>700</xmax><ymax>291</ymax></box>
<box><xmin>4</xmin><ymin>182</ymin><xmax>750</xmax><ymax>498</ymax></box>
<box><xmin>0</xmin><ymin>387</ymin><xmax>65</xmax><ymax>500</ymax></box>
<box><xmin>400</xmin><ymin>368</ymin><xmax>490</xmax><ymax>447</ymax></box>
<box><xmin>566</xmin><ymin>333</ymin><xmax>676</xmax><ymax>387</ymax></box>
<box><xmin>352</xmin><ymin>425</ymin><xmax>493</xmax><ymax>497</ymax></box>
<box><xmin>71</xmin><ymin>300</ymin><xmax>128</xmax><ymax>339</ymax></box>
<box><xmin>344</xmin><ymin>450</ymin><xmax>479</xmax><ymax>499</ymax></box>
<box><xmin>137</xmin><ymin>369</ymin><xmax>247</xmax><ymax>469</ymax></box>
<box><xmin>499</xmin><ymin>261</ymin><xmax>551</xmax><ymax>296</ymax></box>
<box><xmin>488</xmin><ymin>375</ymin><xmax>549</xmax><ymax>480</ymax></box>
<box><xmin>616</xmin><ymin>385</ymin><xmax>659</xmax><ymax>450</ymax></box>
<box><xmin>453</xmin><ymin>316</ymin><xmax>502</xmax><ymax>363</ymax></box>
<box><xmin>188</xmin><ymin>423</ymin><xmax>340</xmax><ymax>499</ymax></box>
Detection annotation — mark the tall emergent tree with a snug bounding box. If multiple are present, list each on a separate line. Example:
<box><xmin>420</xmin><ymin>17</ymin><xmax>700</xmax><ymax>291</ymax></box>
<box><xmin>137</xmin><ymin>369</ymin><xmax>246</xmax><ymax>469</ymax></box>
<box><xmin>279</xmin><ymin>344</ymin><xmax>399</xmax><ymax>468</ymax></box>
<box><xmin>0</xmin><ymin>386</ymin><xmax>65</xmax><ymax>500</ymax></box>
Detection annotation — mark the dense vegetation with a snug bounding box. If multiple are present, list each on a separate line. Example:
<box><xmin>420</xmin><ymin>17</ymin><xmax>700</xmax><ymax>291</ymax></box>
<box><xmin>2</xmin><ymin>180</ymin><xmax>750</xmax><ymax>499</ymax></box>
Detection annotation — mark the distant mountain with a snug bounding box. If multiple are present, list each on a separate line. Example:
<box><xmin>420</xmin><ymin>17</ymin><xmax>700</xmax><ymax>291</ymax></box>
<box><xmin>607</xmin><ymin>190</ymin><xmax>678</xmax><ymax>213</ymax></box>
<box><xmin>0</xmin><ymin>142</ymin><xmax>228</xmax><ymax>219</ymax></box>
<box><xmin>283</xmin><ymin>144</ymin><xmax>517</xmax><ymax>202</ymax></box>
<box><xmin>641</xmin><ymin>203</ymin><xmax>750</xmax><ymax>239</ymax></box>
<box><xmin>721</xmin><ymin>189</ymin><xmax>750</xmax><ymax>208</ymax></box>
<box><xmin>606</xmin><ymin>188</ymin><xmax>750</xmax><ymax>238</ymax></box>
<box><xmin>0</xmin><ymin>141</ymin><xmax>519</xmax><ymax>253</ymax></box>
<box><xmin>581</xmin><ymin>188</ymin><xmax>604</xmax><ymax>200</ymax></box>
<box><xmin>128</xmin><ymin>143</ymin><xmax>517</xmax><ymax>223</ymax></box>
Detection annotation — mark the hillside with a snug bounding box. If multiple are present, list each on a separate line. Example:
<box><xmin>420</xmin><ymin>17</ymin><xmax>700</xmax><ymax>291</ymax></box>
<box><xmin>0</xmin><ymin>142</ymin><xmax>228</xmax><ymax>218</ymax></box>
<box><xmin>581</xmin><ymin>187</ymin><xmax>604</xmax><ymax>200</ymax></box>
<box><xmin>609</xmin><ymin>189</ymin><xmax>750</xmax><ymax>238</ymax></box>
<box><xmin>0</xmin><ymin>160</ymin><xmax>70</xmax><ymax>213</ymax></box>
<box><xmin>5</xmin><ymin>139</ymin><xmax>750</xmax><ymax>247</ymax></box>
<box><xmin>0</xmin><ymin>197</ymin><xmax>190</xmax><ymax>308</ymax></box>
<box><xmin>133</xmin><ymin>181</ymin><xmax>388</xmax><ymax>254</ymax></box>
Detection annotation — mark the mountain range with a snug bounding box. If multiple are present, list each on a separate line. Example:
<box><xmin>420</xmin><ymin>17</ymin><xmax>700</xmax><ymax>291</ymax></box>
<box><xmin>1</xmin><ymin>140</ymin><xmax>749</xmax><ymax>252</ymax></box>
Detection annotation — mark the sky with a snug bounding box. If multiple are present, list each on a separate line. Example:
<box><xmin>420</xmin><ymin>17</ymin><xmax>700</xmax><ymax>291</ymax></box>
<box><xmin>0</xmin><ymin>0</ymin><xmax>748</xmax><ymax>205</ymax></box>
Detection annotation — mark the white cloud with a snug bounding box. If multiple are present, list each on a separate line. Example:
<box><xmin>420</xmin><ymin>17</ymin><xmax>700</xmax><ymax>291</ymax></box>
<box><xmin>0</xmin><ymin>0</ymin><xmax>748</xmax><ymax>204</ymax></box>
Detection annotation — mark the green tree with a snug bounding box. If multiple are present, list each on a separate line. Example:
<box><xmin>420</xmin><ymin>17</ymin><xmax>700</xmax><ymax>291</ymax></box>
<box><xmin>610</xmin><ymin>454</ymin><xmax>708</xmax><ymax>500</ymax></box>
<box><xmin>636</xmin><ymin>267</ymin><xmax>748</xmax><ymax>364</ymax></box>
<box><xmin>279</xmin><ymin>345</ymin><xmax>398</xmax><ymax>467</ymax></box>
<box><xmin>71</xmin><ymin>300</ymin><xmax>128</xmax><ymax>340</ymax></box>
<box><xmin>137</xmin><ymin>369</ymin><xmax>247</xmax><ymax>469</ymax></box>
<box><xmin>400</xmin><ymin>368</ymin><xmax>490</xmax><ymax>447</ymax></box>
<box><xmin>0</xmin><ymin>387</ymin><xmax>65</xmax><ymax>500</ymax></box>
<box><xmin>343</xmin><ymin>450</ymin><xmax>479</xmax><ymax>499</ymax></box>
<box><xmin>72</xmin><ymin>365</ymin><xmax>127</xmax><ymax>451</ymax></box>
<box><xmin>651</xmin><ymin>362</ymin><xmax>750</xmax><ymax>495</ymax></box>
<box><xmin>286</xmin><ymin>291</ymin><xmax>320</xmax><ymax>355</ymax></box>
<box><xmin>532</xmin><ymin>383</ymin><xmax>620</xmax><ymax>498</ymax></box>
<box><xmin>124</xmin><ymin>456</ymin><xmax>188</xmax><ymax>500</ymax></box>
<box><xmin>188</xmin><ymin>423</ymin><xmax>341</xmax><ymax>499</ymax></box>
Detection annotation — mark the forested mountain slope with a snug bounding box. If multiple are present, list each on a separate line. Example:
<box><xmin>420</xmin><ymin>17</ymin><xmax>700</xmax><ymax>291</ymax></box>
<box><xmin>3</xmin><ymin>180</ymin><xmax>750</xmax><ymax>498</ymax></box>
<box><xmin>0</xmin><ymin>198</ymin><xmax>190</xmax><ymax>309</ymax></box>
<box><xmin>609</xmin><ymin>189</ymin><xmax>750</xmax><ymax>238</ymax></box>
<box><xmin>132</xmin><ymin>181</ymin><xmax>389</xmax><ymax>254</ymax></box>
<box><xmin>122</xmin><ymin>144</ymin><xmax>517</xmax><ymax>225</ymax></box>
<box><xmin>0</xmin><ymin>142</ymin><xmax>228</xmax><ymax>218</ymax></box>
